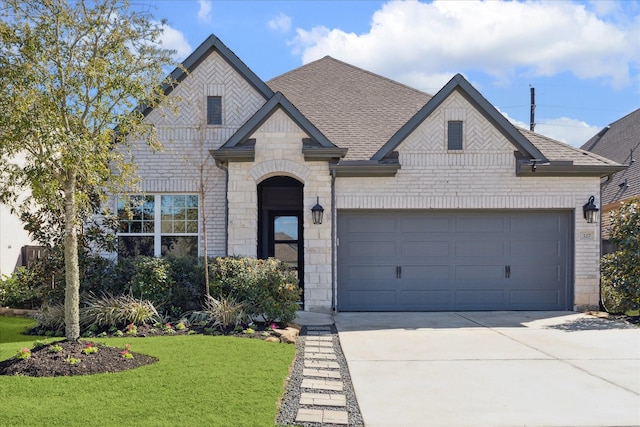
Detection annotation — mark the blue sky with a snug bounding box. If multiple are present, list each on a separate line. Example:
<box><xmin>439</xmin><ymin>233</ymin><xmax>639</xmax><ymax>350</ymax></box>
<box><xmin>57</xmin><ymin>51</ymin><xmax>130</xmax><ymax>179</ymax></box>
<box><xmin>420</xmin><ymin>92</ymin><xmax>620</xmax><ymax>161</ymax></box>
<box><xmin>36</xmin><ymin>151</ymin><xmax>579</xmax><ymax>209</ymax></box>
<box><xmin>146</xmin><ymin>0</ymin><xmax>639</xmax><ymax>148</ymax></box>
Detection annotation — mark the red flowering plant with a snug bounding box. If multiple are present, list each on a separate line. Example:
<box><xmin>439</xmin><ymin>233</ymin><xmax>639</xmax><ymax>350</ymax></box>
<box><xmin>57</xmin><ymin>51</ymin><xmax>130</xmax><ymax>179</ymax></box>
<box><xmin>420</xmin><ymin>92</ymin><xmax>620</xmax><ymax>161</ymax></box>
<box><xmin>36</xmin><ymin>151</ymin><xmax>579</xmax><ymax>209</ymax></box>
<box><xmin>16</xmin><ymin>347</ymin><xmax>31</xmax><ymax>360</ymax></box>
<box><xmin>81</xmin><ymin>343</ymin><xmax>99</xmax><ymax>355</ymax></box>
<box><xmin>120</xmin><ymin>343</ymin><xmax>134</xmax><ymax>359</ymax></box>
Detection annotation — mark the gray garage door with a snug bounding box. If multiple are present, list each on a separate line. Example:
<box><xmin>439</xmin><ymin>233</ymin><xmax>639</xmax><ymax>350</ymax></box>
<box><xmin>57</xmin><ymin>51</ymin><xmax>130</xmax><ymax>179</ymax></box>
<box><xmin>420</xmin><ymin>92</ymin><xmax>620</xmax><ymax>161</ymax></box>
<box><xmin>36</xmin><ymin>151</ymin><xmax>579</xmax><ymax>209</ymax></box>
<box><xmin>337</xmin><ymin>210</ymin><xmax>572</xmax><ymax>311</ymax></box>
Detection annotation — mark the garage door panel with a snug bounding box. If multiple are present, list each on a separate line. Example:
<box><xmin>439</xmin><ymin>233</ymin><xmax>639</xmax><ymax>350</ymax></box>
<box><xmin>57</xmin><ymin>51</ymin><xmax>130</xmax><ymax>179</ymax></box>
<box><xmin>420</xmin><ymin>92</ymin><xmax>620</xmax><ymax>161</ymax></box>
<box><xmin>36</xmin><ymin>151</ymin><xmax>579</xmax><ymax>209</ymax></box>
<box><xmin>456</xmin><ymin>240</ymin><xmax>504</xmax><ymax>256</ymax></box>
<box><xmin>510</xmin><ymin>290</ymin><xmax>560</xmax><ymax>306</ymax></box>
<box><xmin>455</xmin><ymin>265</ymin><xmax>505</xmax><ymax>280</ymax></box>
<box><xmin>511</xmin><ymin>240</ymin><xmax>561</xmax><ymax>257</ymax></box>
<box><xmin>401</xmin><ymin>216</ymin><xmax>450</xmax><ymax>233</ymax></box>
<box><xmin>345</xmin><ymin>290</ymin><xmax>396</xmax><ymax>307</ymax></box>
<box><xmin>510</xmin><ymin>265</ymin><xmax>560</xmax><ymax>282</ymax></box>
<box><xmin>455</xmin><ymin>290</ymin><xmax>504</xmax><ymax>305</ymax></box>
<box><xmin>400</xmin><ymin>241</ymin><xmax>449</xmax><ymax>257</ymax></box>
<box><xmin>347</xmin><ymin>241</ymin><xmax>397</xmax><ymax>257</ymax></box>
<box><xmin>397</xmin><ymin>290</ymin><xmax>451</xmax><ymax>306</ymax></box>
<box><xmin>346</xmin><ymin>216</ymin><xmax>397</xmax><ymax>233</ymax></box>
<box><xmin>511</xmin><ymin>215</ymin><xmax>563</xmax><ymax>232</ymax></box>
<box><xmin>402</xmin><ymin>265</ymin><xmax>451</xmax><ymax>280</ymax></box>
<box><xmin>338</xmin><ymin>210</ymin><xmax>572</xmax><ymax>311</ymax></box>
<box><xmin>456</xmin><ymin>215</ymin><xmax>504</xmax><ymax>232</ymax></box>
<box><xmin>346</xmin><ymin>265</ymin><xmax>396</xmax><ymax>281</ymax></box>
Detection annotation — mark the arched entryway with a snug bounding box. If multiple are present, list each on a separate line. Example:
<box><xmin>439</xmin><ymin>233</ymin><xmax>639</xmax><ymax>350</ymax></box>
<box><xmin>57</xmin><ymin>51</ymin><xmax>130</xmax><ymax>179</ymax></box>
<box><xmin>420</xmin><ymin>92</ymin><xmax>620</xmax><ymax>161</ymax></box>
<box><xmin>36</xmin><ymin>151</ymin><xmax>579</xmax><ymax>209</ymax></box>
<box><xmin>257</xmin><ymin>176</ymin><xmax>304</xmax><ymax>306</ymax></box>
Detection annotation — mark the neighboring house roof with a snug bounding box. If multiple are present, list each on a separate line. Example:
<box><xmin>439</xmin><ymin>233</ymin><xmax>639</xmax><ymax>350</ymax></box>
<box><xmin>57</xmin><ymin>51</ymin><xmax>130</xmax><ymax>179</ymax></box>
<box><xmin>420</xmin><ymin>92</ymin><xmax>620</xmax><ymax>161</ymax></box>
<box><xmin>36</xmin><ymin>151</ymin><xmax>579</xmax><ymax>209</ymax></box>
<box><xmin>268</xmin><ymin>56</ymin><xmax>432</xmax><ymax>161</ymax></box>
<box><xmin>581</xmin><ymin>108</ymin><xmax>640</xmax><ymax>207</ymax></box>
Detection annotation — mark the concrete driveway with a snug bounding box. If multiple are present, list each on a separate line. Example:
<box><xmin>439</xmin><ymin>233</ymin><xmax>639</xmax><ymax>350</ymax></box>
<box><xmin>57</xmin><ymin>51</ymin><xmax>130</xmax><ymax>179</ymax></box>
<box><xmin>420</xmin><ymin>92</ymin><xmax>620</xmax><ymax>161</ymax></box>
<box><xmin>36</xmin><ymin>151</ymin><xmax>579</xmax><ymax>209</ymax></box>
<box><xmin>334</xmin><ymin>311</ymin><xmax>640</xmax><ymax>427</ymax></box>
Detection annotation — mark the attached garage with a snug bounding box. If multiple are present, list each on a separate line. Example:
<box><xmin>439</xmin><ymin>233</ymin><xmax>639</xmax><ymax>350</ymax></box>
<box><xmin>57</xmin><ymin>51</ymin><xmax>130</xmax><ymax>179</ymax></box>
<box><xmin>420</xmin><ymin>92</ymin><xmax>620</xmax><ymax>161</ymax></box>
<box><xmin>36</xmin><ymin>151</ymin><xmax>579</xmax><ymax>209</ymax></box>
<box><xmin>337</xmin><ymin>210</ymin><xmax>573</xmax><ymax>311</ymax></box>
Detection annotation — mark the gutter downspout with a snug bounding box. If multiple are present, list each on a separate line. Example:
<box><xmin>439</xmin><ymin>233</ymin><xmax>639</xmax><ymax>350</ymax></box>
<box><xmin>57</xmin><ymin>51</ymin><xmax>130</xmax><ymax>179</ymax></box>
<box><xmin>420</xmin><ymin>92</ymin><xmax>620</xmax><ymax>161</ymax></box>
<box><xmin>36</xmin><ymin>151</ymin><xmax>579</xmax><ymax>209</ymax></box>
<box><xmin>215</xmin><ymin>160</ymin><xmax>229</xmax><ymax>256</ymax></box>
<box><xmin>331</xmin><ymin>168</ymin><xmax>337</xmax><ymax>312</ymax></box>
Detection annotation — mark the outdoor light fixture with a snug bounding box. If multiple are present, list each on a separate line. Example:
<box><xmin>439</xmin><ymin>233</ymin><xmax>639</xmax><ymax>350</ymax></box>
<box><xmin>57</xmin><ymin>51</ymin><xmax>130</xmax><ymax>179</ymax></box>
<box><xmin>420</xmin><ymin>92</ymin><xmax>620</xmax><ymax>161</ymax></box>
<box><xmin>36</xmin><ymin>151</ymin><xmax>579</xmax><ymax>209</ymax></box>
<box><xmin>582</xmin><ymin>196</ymin><xmax>599</xmax><ymax>224</ymax></box>
<box><xmin>311</xmin><ymin>197</ymin><xmax>324</xmax><ymax>225</ymax></box>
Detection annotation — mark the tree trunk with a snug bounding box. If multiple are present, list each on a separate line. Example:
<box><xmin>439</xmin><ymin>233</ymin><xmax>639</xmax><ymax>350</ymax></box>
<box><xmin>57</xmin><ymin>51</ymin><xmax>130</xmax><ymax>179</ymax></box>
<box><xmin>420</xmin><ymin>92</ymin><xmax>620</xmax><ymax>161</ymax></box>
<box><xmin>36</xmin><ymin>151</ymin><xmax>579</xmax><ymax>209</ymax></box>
<box><xmin>200</xmin><ymin>180</ymin><xmax>209</xmax><ymax>296</ymax></box>
<box><xmin>63</xmin><ymin>171</ymin><xmax>80</xmax><ymax>340</ymax></box>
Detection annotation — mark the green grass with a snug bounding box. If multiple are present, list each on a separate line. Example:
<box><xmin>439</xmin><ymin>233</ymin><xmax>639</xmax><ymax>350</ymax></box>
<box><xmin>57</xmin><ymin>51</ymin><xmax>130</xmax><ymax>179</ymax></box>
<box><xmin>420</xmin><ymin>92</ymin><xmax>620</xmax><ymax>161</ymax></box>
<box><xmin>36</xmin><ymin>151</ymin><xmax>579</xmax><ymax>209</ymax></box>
<box><xmin>0</xmin><ymin>316</ymin><xmax>296</xmax><ymax>426</ymax></box>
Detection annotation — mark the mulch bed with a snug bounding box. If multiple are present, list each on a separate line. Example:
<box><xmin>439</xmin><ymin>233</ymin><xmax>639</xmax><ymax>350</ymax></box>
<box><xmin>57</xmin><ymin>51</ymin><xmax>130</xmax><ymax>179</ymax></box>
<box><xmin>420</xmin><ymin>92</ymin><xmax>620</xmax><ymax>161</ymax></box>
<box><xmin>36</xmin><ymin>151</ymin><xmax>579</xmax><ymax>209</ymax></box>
<box><xmin>0</xmin><ymin>340</ymin><xmax>158</xmax><ymax>377</ymax></box>
<box><xmin>1</xmin><ymin>321</ymin><xmax>294</xmax><ymax>377</ymax></box>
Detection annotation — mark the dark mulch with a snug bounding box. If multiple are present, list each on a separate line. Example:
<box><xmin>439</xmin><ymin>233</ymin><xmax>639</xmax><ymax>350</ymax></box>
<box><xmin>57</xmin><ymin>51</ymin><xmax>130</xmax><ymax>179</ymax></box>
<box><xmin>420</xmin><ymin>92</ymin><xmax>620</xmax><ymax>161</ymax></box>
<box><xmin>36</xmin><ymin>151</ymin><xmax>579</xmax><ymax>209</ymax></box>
<box><xmin>0</xmin><ymin>340</ymin><xmax>158</xmax><ymax>377</ymax></box>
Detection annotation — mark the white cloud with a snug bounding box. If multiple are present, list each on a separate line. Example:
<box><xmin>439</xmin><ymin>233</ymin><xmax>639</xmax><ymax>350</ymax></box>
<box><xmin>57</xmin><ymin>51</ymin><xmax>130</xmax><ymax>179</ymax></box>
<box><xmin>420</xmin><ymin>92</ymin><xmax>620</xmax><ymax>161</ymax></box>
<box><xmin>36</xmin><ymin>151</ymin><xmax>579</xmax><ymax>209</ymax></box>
<box><xmin>198</xmin><ymin>1</ymin><xmax>212</xmax><ymax>24</ymax></box>
<box><xmin>500</xmin><ymin>108</ymin><xmax>600</xmax><ymax>148</ymax></box>
<box><xmin>158</xmin><ymin>24</ymin><xmax>192</xmax><ymax>61</ymax></box>
<box><xmin>291</xmin><ymin>0</ymin><xmax>639</xmax><ymax>92</ymax></box>
<box><xmin>268</xmin><ymin>12</ymin><xmax>292</xmax><ymax>33</ymax></box>
<box><xmin>534</xmin><ymin>118</ymin><xmax>602</xmax><ymax>148</ymax></box>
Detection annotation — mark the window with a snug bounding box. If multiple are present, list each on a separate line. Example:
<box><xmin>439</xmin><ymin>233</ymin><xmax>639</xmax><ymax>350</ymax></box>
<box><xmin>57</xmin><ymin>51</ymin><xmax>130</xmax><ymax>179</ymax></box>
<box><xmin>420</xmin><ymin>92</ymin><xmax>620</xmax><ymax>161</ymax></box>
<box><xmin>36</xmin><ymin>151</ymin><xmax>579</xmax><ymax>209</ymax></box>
<box><xmin>448</xmin><ymin>120</ymin><xmax>463</xmax><ymax>150</ymax></box>
<box><xmin>207</xmin><ymin>96</ymin><xmax>222</xmax><ymax>125</ymax></box>
<box><xmin>117</xmin><ymin>195</ymin><xmax>198</xmax><ymax>258</ymax></box>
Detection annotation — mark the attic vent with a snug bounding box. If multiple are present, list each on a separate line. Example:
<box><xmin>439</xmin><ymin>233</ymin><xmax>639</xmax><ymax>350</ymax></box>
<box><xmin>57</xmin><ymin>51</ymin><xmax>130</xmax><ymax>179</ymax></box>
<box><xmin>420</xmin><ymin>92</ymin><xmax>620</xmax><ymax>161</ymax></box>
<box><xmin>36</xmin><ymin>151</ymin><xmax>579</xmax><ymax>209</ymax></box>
<box><xmin>207</xmin><ymin>96</ymin><xmax>222</xmax><ymax>125</ymax></box>
<box><xmin>448</xmin><ymin>121</ymin><xmax>463</xmax><ymax>150</ymax></box>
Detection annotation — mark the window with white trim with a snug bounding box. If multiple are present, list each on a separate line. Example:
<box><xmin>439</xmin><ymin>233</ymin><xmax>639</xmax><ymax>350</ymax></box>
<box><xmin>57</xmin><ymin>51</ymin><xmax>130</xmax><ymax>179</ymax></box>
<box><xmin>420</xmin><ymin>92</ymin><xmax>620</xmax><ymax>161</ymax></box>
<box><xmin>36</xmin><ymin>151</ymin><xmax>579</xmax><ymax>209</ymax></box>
<box><xmin>117</xmin><ymin>195</ymin><xmax>199</xmax><ymax>258</ymax></box>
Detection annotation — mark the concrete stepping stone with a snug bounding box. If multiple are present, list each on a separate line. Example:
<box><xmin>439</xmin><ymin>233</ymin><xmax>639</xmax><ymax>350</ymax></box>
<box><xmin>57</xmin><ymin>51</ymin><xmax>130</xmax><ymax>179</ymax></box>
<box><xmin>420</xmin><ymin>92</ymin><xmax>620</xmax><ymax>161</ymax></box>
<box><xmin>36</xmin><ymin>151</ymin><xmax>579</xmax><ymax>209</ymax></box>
<box><xmin>300</xmin><ymin>392</ymin><xmax>347</xmax><ymax>407</ymax></box>
<box><xmin>303</xmin><ymin>368</ymin><xmax>341</xmax><ymax>379</ymax></box>
<box><xmin>296</xmin><ymin>408</ymin><xmax>349</xmax><ymax>424</ymax></box>
<box><xmin>305</xmin><ymin>335</ymin><xmax>333</xmax><ymax>341</ymax></box>
<box><xmin>301</xmin><ymin>378</ymin><xmax>344</xmax><ymax>391</ymax></box>
<box><xmin>305</xmin><ymin>346</ymin><xmax>334</xmax><ymax>354</ymax></box>
<box><xmin>304</xmin><ymin>359</ymin><xmax>340</xmax><ymax>369</ymax></box>
<box><xmin>305</xmin><ymin>340</ymin><xmax>334</xmax><ymax>347</ymax></box>
<box><xmin>305</xmin><ymin>352</ymin><xmax>337</xmax><ymax>360</ymax></box>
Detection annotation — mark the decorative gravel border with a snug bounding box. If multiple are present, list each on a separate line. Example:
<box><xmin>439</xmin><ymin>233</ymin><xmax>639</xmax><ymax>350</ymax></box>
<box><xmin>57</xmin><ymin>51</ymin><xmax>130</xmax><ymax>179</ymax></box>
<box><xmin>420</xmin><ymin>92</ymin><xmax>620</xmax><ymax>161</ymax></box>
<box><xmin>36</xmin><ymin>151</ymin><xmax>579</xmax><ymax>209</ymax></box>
<box><xmin>277</xmin><ymin>325</ymin><xmax>364</xmax><ymax>426</ymax></box>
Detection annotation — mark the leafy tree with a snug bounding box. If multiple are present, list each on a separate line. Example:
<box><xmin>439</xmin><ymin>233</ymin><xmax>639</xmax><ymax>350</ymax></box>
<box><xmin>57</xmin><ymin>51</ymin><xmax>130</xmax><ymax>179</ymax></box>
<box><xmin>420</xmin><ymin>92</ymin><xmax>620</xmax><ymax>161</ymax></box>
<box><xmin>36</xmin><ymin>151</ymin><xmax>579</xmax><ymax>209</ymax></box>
<box><xmin>601</xmin><ymin>197</ymin><xmax>640</xmax><ymax>313</ymax></box>
<box><xmin>0</xmin><ymin>0</ymin><xmax>176</xmax><ymax>339</ymax></box>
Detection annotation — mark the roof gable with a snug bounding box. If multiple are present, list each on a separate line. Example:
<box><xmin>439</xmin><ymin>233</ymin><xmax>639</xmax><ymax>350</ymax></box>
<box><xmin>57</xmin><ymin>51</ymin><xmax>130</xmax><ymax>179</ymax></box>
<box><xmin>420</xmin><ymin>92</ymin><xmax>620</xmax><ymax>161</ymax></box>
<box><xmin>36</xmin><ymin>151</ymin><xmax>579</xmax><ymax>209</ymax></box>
<box><xmin>212</xmin><ymin>92</ymin><xmax>346</xmax><ymax>162</ymax></box>
<box><xmin>372</xmin><ymin>74</ymin><xmax>546</xmax><ymax>162</ymax></box>
<box><xmin>141</xmin><ymin>35</ymin><xmax>273</xmax><ymax>116</ymax></box>
<box><xmin>268</xmin><ymin>56</ymin><xmax>431</xmax><ymax>160</ymax></box>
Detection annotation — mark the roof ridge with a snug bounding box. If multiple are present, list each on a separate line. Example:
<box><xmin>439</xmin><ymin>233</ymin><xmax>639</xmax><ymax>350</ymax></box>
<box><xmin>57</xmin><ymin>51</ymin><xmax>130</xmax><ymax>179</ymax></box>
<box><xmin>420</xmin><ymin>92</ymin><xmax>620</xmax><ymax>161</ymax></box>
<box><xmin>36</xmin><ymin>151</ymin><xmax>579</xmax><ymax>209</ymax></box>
<box><xmin>268</xmin><ymin>56</ymin><xmax>432</xmax><ymax>98</ymax></box>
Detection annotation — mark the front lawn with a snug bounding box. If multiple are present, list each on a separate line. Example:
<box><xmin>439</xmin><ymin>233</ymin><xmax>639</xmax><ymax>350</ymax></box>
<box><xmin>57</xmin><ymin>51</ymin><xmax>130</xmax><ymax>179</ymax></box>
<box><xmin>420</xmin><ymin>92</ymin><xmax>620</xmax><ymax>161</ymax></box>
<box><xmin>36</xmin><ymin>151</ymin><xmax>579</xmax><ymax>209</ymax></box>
<box><xmin>0</xmin><ymin>316</ymin><xmax>295</xmax><ymax>426</ymax></box>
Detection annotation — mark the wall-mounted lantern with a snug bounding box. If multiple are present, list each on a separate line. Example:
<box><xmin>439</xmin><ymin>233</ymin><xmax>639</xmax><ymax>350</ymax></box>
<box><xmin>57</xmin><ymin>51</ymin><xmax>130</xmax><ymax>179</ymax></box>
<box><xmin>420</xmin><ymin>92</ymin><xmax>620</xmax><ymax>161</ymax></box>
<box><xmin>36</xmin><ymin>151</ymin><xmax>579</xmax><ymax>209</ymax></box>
<box><xmin>582</xmin><ymin>196</ymin><xmax>599</xmax><ymax>224</ymax></box>
<box><xmin>311</xmin><ymin>197</ymin><xmax>324</xmax><ymax>225</ymax></box>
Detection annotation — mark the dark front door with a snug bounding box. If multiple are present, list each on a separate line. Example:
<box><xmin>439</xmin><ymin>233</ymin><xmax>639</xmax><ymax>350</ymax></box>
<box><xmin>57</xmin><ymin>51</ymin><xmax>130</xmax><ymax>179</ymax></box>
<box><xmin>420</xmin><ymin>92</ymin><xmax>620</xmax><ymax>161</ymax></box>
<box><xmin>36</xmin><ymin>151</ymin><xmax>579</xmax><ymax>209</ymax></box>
<box><xmin>257</xmin><ymin>177</ymin><xmax>304</xmax><ymax>306</ymax></box>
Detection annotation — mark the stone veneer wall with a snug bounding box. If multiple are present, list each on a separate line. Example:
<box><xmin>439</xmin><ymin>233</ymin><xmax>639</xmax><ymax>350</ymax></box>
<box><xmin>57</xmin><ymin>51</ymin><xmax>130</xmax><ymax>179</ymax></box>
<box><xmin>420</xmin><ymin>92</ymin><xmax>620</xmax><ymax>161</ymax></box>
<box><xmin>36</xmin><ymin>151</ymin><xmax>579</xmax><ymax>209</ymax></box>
<box><xmin>227</xmin><ymin>109</ymin><xmax>333</xmax><ymax>312</ymax></box>
<box><xmin>336</xmin><ymin>92</ymin><xmax>602</xmax><ymax>310</ymax></box>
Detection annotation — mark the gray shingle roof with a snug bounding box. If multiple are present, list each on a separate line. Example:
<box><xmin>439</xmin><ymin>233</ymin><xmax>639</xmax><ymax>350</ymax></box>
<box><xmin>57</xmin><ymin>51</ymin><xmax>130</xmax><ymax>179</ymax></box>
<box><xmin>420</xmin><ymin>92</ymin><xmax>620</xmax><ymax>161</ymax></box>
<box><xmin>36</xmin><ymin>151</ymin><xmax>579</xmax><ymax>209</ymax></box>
<box><xmin>268</xmin><ymin>56</ymin><xmax>621</xmax><ymax>175</ymax></box>
<box><xmin>268</xmin><ymin>56</ymin><xmax>432</xmax><ymax>160</ymax></box>
<box><xmin>580</xmin><ymin>108</ymin><xmax>640</xmax><ymax>206</ymax></box>
<box><xmin>520</xmin><ymin>128</ymin><xmax>622</xmax><ymax>167</ymax></box>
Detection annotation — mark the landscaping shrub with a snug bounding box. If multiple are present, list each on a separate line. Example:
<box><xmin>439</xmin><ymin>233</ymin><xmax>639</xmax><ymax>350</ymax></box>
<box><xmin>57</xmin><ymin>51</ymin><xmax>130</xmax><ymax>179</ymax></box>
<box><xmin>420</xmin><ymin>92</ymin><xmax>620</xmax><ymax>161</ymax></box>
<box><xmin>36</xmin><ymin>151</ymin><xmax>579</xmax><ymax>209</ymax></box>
<box><xmin>166</xmin><ymin>256</ymin><xmax>206</xmax><ymax>314</ymax></box>
<box><xmin>81</xmin><ymin>293</ymin><xmax>160</xmax><ymax>329</ymax></box>
<box><xmin>601</xmin><ymin>197</ymin><xmax>640</xmax><ymax>313</ymax></box>
<box><xmin>210</xmin><ymin>257</ymin><xmax>301</xmax><ymax>324</ymax></box>
<box><xmin>33</xmin><ymin>303</ymin><xmax>65</xmax><ymax>335</ymax></box>
<box><xmin>0</xmin><ymin>267</ymin><xmax>44</xmax><ymax>309</ymax></box>
<box><xmin>202</xmin><ymin>295</ymin><xmax>247</xmax><ymax>330</ymax></box>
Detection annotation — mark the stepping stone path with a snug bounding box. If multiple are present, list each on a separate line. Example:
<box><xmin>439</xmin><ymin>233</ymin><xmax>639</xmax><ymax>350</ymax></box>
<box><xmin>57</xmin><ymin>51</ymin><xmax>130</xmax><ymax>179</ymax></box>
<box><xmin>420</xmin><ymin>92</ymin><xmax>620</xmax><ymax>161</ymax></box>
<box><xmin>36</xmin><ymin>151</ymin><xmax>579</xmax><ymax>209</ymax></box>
<box><xmin>295</xmin><ymin>325</ymin><xmax>350</xmax><ymax>426</ymax></box>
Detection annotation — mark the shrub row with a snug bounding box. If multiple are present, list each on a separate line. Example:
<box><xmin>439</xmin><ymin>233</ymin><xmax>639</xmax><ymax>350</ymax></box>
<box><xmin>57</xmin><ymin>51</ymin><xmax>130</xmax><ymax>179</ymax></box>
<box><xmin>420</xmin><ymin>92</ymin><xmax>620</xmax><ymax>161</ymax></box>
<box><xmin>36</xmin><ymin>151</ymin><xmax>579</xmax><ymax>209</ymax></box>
<box><xmin>1</xmin><ymin>252</ymin><xmax>301</xmax><ymax>325</ymax></box>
